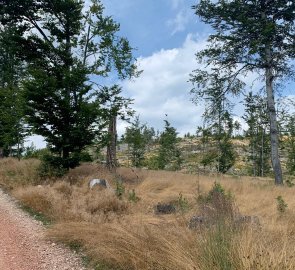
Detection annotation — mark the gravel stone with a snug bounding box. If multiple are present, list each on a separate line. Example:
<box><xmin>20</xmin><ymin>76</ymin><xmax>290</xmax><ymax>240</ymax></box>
<box><xmin>0</xmin><ymin>189</ymin><xmax>87</xmax><ymax>270</ymax></box>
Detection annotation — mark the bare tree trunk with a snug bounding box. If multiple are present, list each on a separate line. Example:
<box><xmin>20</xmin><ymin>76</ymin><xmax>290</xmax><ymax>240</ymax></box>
<box><xmin>265</xmin><ymin>61</ymin><xmax>283</xmax><ymax>185</ymax></box>
<box><xmin>261</xmin><ymin>127</ymin><xmax>264</xmax><ymax>177</ymax></box>
<box><xmin>261</xmin><ymin>6</ymin><xmax>283</xmax><ymax>185</ymax></box>
<box><xmin>106</xmin><ymin>115</ymin><xmax>117</xmax><ymax>171</ymax></box>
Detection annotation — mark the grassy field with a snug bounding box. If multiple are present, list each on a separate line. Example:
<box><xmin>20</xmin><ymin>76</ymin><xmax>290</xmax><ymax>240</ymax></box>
<box><xmin>0</xmin><ymin>158</ymin><xmax>295</xmax><ymax>269</ymax></box>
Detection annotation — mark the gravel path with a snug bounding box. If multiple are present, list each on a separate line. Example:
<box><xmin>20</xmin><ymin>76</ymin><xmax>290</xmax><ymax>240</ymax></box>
<box><xmin>0</xmin><ymin>189</ymin><xmax>87</xmax><ymax>270</ymax></box>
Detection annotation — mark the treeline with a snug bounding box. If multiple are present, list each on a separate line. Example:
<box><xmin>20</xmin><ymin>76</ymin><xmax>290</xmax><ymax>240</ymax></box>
<box><xmin>118</xmin><ymin>98</ymin><xmax>295</xmax><ymax>180</ymax></box>
<box><xmin>120</xmin><ymin>117</ymin><xmax>182</xmax><ymax>171</ymax></box>
<box><xmin>0</xmin><ymin>0</ymin><xmax>294</xmax><ymax>185</ymax></box>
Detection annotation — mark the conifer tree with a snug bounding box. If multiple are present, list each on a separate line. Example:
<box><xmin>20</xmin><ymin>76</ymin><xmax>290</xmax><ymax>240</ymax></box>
<box><xmin>124</xmin><ymin>117</ymin><xmax>150</xmax><ymax>167</ymax></box>
<box><xmin>191</xmin><ymin>0</ymin><xmax>295</xmax><ymax>184</ymax></box>
<box><xmin>1</xmin><ymin>0</ymin><xmax>139</xmax><ymax>168</ymax></box>
<box><xmin>0</xmin><ymin>25</ymin><xmax>26</xmax><ymax>158</ymax></box>
<box><xmin>243</xmin><ymin>92</ymin><xmax>271</xmax><ymax>176</ymax></box>
<box><xmin>157</xmin><ymin>120</ymin><xmax>182</xmax><ymax>171</ymax></box>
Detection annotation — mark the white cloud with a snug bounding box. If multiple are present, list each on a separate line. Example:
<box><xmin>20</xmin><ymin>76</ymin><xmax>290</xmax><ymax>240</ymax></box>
<box><xmin>167</xmin><ymin>7</ymin><xmax>195</xmax><ymax>35</ymax></box>
<box><xmin>121</xmin><ymin>34</ymin><xmax>207</xmax><ymax>135</ymax></box>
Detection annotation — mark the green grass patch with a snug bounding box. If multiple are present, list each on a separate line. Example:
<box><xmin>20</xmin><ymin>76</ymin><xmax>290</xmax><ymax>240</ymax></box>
<box><xmin>20</xmin><ymin>204</ymin><xmax>52</xmax><ymax>226</ymax></box>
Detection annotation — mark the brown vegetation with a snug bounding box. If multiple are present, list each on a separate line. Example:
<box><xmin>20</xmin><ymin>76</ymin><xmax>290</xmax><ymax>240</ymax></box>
<box><xmin>1</xmin><ymin>158</ymin><xmax>295</xmax><ymax>269</ymax></box>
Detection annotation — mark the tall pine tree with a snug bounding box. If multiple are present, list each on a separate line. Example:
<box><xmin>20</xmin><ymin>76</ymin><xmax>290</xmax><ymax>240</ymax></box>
<box><xmin>191</xmin><ymin>0</ymin><xmax>295</xmax><ymax>185</ymax></box>
<box><xmin>0</xmin><ymin>25</ymin><xmax>26</xmax><ymax>158</ymax></box>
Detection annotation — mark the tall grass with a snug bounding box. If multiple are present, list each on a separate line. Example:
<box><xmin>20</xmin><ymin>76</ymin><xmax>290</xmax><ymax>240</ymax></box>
<box><xmin>1</xmin><ymin>158</ymin><xmax>295</xmax><ymax>269</ymax></box>
<box><xmin>0</xmin><ymin>158</ymin><xmax>40</xmax><ymax>189</ymax></box>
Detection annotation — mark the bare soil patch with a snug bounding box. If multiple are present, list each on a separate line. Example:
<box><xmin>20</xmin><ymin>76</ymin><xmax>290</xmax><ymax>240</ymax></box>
<box><xmin>0</xmin><ymin>189</ymin><xmax>86</xmax><ymax>270</ymax></box>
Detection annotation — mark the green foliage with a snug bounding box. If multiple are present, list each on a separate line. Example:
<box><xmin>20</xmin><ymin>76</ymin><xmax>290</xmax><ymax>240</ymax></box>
<box><xmin>144</xmin><ymin>155</ymin><xmax>160</xmax><ymax>170</ymax></box>
<box><xmin>198</xmin><ymin>116</ymin><xmax>236</xmax><ymax>174</ymax></box>
<box><xmin>243</xmin><ymin>92</ymin><xmax>271</xmax><ymax>177</ymax></box>
<box><xmin>38</xmin><ymin>154</ymin><xmax>80</xmax><ymax>178</ymax></box>
<box><xmin>1</xmin><ymin>0</ymin><xmax>139</xmax><ymax>170</ymax></box>
<box><xmin>124</xmin><ymin>116</ymin><xmax>154</xmax><ymax>167</ymax></box>
<box><xmin>157</xmin><ymin>120</ymin><xmax>182</xmax><ymax>171</ymax></box>
<box><xmin>128</xmin><ymin>189</ymin><xmax>140</xmax><ymax>203</ymax></box>
<box><xmin>177</xmin><ymin>193</ymin><xmax>190</xmax><ymax>212</ymax></box>
<box><xmin>199</xmin><ymin>222</ymin><xmax>238</xmax><ymax>270</ymax></box>
<box><xmin>285</xmin><ymin>177</ymin><xmax>295</xmax><ymax>188</ymax></box>
<box><xmin>197</xmin><ymin>184</ymin><xmax>238</xmax><ymax>270</ymax></box>
<box><xmin>191</xmin><ymin>0</ymin><xmax>295</xmax><ymax>184</ymax></box>
<box><xmin>20</xmin><ymin>205</ymin><xmax>52</xmax><ymax>226</ymax></box>
<box><xmin>115</xmin><ymin>180</ymin><xmax>125</xmax><ymax>200</ymax></box>
<box><xmin>0</xmin><ymin>26</ymin><xmax>27</xmax><ymax>158</ymax></box>
<box><xmin>198</xmin><ymin>182</ymin><xmax>235</xmax><ymax>221</ymax></box>
<box><xmin>276</xmin><ymin>196</ymin><xmax>288</xmax><ymax>213</ymax></box>
<box><xmin>218</xmin><ymin>136</ymin><xmax>236</xmax><ymax>173</ymax></box>
<box><xmin>78</xmin><ymin>151</ymin><xmax>93</xmax><ymax>162</ymax></box>
<box><xmin>200</xmin><ymin>150</ymin><xmax>218</xmax><ymax>168</ymax></box>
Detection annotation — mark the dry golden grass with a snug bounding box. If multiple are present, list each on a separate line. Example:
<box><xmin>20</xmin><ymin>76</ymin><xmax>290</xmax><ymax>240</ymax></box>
<box><xmin>0</xmin><ymin>158</ymin><xmax>40</xmax><ymax>189</ymax></box>
<box><xmin>1</xmin><ymin>159</ymin><xmax>295</xmax><ymax>269</ymax></box>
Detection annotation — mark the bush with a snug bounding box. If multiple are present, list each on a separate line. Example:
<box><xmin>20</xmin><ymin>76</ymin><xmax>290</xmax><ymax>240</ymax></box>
<box><xmin>38</xmin><ymin>153</ymin><xmax>83</xmax><ymax>178</ymax></box>
<box><xmin>276</xmin><ymin>196</ymin><xmax>288</xmax><ymax>213</ymax></box>
<box><xmin>38</xmin><ymin>154</ymin><xmax>67</xmax><ymax>178</ymax></box>
<box><xmin>177</xmin><ymin>193</ymin><xmax>190</xmax><ymax>212</ymax></box>
<box><xmin>197</xmin><ymin>182</ymin><xmax>236</xmax><ymax>222</ymax></box>
<box><xmin>144</xmin><ymin>155</ymin><xmax>160</xmax><ymax>170</ymax></box>
<box><xmin>78</xmin><ymin>151</ymin><xmax>93</xmax><ymax>162</ymax></box>
<box><xmin>128</xmin><ymin>189</ymin><xmax>140</xmax><ymax>203</ymax></box>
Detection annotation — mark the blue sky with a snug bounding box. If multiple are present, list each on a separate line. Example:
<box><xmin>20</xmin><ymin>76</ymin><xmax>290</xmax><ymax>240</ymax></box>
<box><xmin>27</xmin><ymin>0</ymin><xmax>295</xmax><ymax>148</ymax></box>
<box><xmin>102</xmin><ymin>0</ymin><xmax>212</xmax><ymax>136</ymax></box>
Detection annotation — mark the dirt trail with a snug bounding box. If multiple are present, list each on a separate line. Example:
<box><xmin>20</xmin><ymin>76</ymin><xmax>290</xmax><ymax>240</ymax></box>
<box><xmin>0</xmin><ymin>189</ymin><xmax>86</xmax><ymax>270</ymax></box>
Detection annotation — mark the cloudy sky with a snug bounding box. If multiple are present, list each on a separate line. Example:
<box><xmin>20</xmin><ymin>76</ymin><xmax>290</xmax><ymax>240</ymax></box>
<box><xmin>27</xmin><ymin>0</ymin><xmax>295</xmax><ymax>148</ymax></box>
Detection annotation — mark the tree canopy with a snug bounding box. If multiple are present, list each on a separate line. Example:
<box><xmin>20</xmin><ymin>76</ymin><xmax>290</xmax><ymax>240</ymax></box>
<box><xmin>0</xmin><ymin>0</ymin><xmax>139</xmax><ymax>168</ymax></box>
<box><xmin>191</xmin><ymin>0</ymin><xmax>295</xmax><ymax>184</ymax></box>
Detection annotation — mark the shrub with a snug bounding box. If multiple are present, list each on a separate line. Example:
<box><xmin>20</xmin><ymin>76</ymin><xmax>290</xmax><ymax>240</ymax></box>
<box><xmin>38</xmin><ymin>154</ymin><xmax>67</xmax><ymax>178</ymax></box>
<box><xmin>115</xmin><ymin>180</ymin><xmax>125</xmax><ymax>200</ymax></box>
<box><xmin>77</xmin><ymin>151</ymin><xmax>93</xmax><ymax>162</ymax></box>
<box><xmin>276</xmin><ymin>196</ymin><xmax>288</xmax><ymax>213</ymax></box>
<box><xmin>128</xmin><ymin>189</ymin><xmax>140</xmax><ymax>203</ymax></box>
<box><xmin>197</xmin><ymin>182</ymin><xmax>237</xmax><ymax>222</ymax></box>
<box><xmin>285</xmin><ymin>177</ymin><xmax>295</xmax><ymax>188</ymax></box>
<box><xmin>177</xmin><ymin>192</ymin><xmax>190</xmax><ymax>212</ymax></box>
<box><xmin>144</xmin><ymin>155</ymin><xmax>160</xmax><ymax>170</ymax></box>
<box><xmin>38</xmin><ymin>154</ymin><xmax>82</xmax><ymax>178</ymax></box>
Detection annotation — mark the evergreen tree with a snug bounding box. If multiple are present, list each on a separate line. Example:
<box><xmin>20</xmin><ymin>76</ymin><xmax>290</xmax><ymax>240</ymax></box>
<box><xmin>243</xmin><ymin>92</ymin><xmax>271</xmax><ymax>177</ymax></box>
<box><xmin>0</xmin><ymin>25</ymin><xmax>27</xmax><ymax>158</ymax></box>
<box><xmin>191</xmin><ymin>70</ymin><xmax>236</xmax><ymax>173</ymax></box>
<box><xmin>124</xmin><ymin>117</ymin><xmax>152</xmax><ymax>167</ymax></box>
<box><xmin>157</xmin><ymin>120</ymin><xmax>182</xmax><ymax>171</ymax></box>
<box><xmin>191</xmin><ymin>0</ymin><xmax>295</xmax><ymax>185</ymax></box>
<box><xmin>1</xmin><ymin>0</ymin><xmax>138</xmax><ymax>168</ymax></box>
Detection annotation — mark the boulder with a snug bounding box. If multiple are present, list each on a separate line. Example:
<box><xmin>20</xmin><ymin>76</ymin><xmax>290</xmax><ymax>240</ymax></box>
<box><xmin>155</xmin><ymin>203</ymin><xmax>176</xmax><ymax>215</ymax></box>
<box><xmin>89</xmin><ymin>179</ymin><xmax>110</xmax><ymax>189</ymax></box>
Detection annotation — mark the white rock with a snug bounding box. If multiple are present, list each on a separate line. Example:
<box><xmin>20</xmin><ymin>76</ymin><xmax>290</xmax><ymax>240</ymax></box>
<box><xmin>89</xmin><ymin>179</ymin><xmax>110</xmax><ymax>189</ymax></box>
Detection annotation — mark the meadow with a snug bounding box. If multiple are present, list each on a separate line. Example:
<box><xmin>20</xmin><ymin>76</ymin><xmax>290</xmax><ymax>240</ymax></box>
<box><xmin>0</xmin><ymin>158</ymin><xmax>295</xmax><ymax>270</ymax></box>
